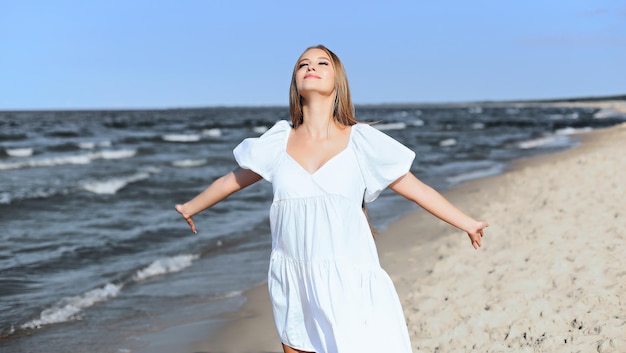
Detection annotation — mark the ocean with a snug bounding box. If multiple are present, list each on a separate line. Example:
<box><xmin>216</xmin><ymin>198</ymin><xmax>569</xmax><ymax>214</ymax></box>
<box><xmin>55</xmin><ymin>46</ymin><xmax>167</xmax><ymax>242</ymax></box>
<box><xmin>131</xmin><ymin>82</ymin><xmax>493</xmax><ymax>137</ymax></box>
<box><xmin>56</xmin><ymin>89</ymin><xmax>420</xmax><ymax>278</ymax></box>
<box><xmin>1</xmin><ymin>104</ymin><xmax>624</xmax><ymax>353</ymax></box>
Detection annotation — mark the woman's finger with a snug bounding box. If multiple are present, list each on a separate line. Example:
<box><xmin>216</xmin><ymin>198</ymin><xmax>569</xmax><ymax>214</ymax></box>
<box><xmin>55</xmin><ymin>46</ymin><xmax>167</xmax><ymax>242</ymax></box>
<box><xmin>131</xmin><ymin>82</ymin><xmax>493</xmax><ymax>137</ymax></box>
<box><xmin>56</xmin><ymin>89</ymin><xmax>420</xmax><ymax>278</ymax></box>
<box><xmin>175</xmin><ymin>204</ymin><xmax>198</xmax><ymax>234</ymax></box>
<box><xmin>188</xmin><ymin>217</ymin><xmax>197</xmax><ymax>234</ymax></box>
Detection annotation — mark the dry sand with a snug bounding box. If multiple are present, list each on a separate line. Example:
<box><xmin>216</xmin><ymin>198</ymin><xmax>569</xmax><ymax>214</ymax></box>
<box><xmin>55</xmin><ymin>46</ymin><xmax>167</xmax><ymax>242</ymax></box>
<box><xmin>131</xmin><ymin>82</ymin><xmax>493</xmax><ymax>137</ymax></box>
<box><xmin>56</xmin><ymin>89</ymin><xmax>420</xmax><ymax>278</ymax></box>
<box><xmin>395</xmin><ymin>123</ymin><xmax>626</xmax><ymax>352</ymax></box>
<box><xmin>192</xmin><ymin>116</ymin><xmax>625</xmax><ymax>352</ymax></box>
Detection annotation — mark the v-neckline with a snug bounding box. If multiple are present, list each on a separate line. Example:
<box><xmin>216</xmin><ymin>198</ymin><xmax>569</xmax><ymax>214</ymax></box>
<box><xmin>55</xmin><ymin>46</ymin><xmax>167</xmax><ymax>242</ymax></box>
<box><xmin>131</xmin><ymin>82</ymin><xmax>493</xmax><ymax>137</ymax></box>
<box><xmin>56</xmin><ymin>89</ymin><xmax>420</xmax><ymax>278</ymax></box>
<box><xmin>285</xmin><ymin>125</ymin><xmax>353</xmax><ymax>176</ymax></box>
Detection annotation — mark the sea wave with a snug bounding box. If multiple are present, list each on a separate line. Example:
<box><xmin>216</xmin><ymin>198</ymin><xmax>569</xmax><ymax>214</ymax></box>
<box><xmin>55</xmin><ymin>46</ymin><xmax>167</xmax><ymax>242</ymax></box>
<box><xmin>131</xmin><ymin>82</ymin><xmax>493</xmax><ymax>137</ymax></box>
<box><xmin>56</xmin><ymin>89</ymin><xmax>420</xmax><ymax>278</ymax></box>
<box><xmin>0</xmin><ymin>187</ymin><xmax>71</xmax><ymax>205</ymax></box>
<box><xmin>555</xmin><ymin>126</ymin><xmax>593</xmax><ymax>135</ymax></box>
<box><xmin>446</xmin><ymin>164</ymin><xmax>505</xmax><ymax>185</ymax></box>
<box><xmin>202</xmin><ymin>128</ymin><xmax>222</xmax><ymax>137</ymax></box>
<box><xmin>517</xmin><ymin>135</ymin><xmax>564</xmax><ymax>149</ymax></box>
<box><xmin>594</xmin><ymin>108</ymin><xmax>620</xmax><ymax>119</ymax></box>
<box><xmin>21</xmin><ymin>283</ymin><xmax>122</xmax><ymax>329</ymax></box>
<box><xmin>1</xmin><ymin>167</ymin><xmax>157</xmax><ymax>203</ymax></box>
<box><xmin>0</xmin><ymin>155</ymin><xmax>91</xmax><ymax>170</ymax></box>
<box><xmin>77</xmin><ymin>141</ymin><xmax>112</xmax><ymax>149</ymax></box>
<box><xmin>18</xmin><ymin>253</ymin><xmax>200</xmax><ymax>331</ymax></box>
<box><xmin>439</xmin><ymin>138</ymin><xmax>457</xmax><ymax>147</ymax></box>
<box><xmin>6</xmin><ymin>148</ymin><xmax>34</xmax><ymax>157</ymax></box>
<box><xmin>0</xmin><ymin>168</ymin><xmax>154</xmax><ymax>204</ymax></box>
<box><xmin>0</xmin><ymin>149</ymin><xmax>136</xmax><ymax>171</ymax></box>
<box><xmin>408</xmin><ymin>119</ymin><xmax>425</xmax><ymax>126</ymax></box>
<box><xmin>162</xmin><ymin>134</ymin><xmax>201</xmax><ymax>142</ymax></box>
<box><xmin>374</xmin><ymin>122</ymin><xmax>407</xmax><ymax>131</ymax></box>
<box><xmin>97</xmin><ymin>149</ymin><xmax>136</xmax><ymax>160</ymax></box>
<box><xmin>210</xmin><ymin>290</ymin><xmax>244</xmax><ymax>300</ymax></box>
<box><xmin>252</xmin><ymin>126</ymin><xmax>269</xmax><ymax>134</ymax></box>
<box><xmin>133</xmin><ymin>254</ymin><xmax>199</xmax><ymax>281</ymax></box>
<box><xmin>471</xmin><ymin>122</ymin><xmax>485</xmax><ymax>130</ymax></box>
<box><xmin>172</xmin><ymin>159</ymin><xmax>208</xmax><ymax>168</ymax></box>
<box><xmin>81</xmin><ymin>171</ymin><xmax>151</xmax><ymax>195</ymax></box>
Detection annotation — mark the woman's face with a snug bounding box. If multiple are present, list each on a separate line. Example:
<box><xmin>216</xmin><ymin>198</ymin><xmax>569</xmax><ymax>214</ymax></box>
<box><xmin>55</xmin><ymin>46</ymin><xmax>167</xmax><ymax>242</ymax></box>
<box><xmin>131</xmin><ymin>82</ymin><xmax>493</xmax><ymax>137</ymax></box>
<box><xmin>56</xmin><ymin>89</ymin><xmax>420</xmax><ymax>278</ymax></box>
<box><xmin>295</xmin><ymin>48</ymin><xmax>335</xmax><ymax>99</ymax></box>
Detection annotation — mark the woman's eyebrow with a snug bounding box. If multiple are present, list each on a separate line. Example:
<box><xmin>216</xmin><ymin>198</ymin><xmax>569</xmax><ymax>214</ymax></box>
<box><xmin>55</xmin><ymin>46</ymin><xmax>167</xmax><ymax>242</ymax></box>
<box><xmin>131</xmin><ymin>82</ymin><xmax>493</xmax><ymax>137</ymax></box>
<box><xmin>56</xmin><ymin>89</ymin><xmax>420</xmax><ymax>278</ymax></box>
<box><xmin>299</xmin><ymin>56</ymin><xmax>330</xmax><ymax>62</ymax></box>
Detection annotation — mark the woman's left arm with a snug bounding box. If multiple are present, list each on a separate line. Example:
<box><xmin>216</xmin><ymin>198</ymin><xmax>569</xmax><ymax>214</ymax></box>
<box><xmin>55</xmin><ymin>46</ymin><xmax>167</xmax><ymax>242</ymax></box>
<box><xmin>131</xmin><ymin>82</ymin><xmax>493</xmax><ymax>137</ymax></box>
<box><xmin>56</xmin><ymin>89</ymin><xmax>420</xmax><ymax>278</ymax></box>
<box><xmin>389</xmin><ymin>172</ymin><xmax>489</xmax><ymax>249</ymax></box>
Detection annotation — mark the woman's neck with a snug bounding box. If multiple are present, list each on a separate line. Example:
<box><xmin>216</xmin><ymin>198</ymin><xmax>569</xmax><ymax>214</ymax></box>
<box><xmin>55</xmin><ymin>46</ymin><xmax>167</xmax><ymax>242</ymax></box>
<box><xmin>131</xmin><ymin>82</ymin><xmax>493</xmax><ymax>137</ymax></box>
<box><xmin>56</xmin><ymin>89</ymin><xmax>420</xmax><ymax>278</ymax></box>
<box><xmin>300</xmin><ymin>95</ymin><xmax>337</xmax><ymax>139</ymax></box>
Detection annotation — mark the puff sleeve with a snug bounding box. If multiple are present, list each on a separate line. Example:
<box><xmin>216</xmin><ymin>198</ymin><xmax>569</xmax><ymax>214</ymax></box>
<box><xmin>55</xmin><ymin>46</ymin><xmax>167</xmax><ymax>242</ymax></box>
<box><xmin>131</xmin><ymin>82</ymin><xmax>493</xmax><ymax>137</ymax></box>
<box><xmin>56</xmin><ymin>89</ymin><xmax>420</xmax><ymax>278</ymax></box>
<box><xmin>352</xmin><ymin>123</ymin><xmax>416</xmax><ymax>203</ymax></box>
<box><xmin>233</xmin><ymin>120</ymin><xmax>290</xmax><ymax>182</ymax></box>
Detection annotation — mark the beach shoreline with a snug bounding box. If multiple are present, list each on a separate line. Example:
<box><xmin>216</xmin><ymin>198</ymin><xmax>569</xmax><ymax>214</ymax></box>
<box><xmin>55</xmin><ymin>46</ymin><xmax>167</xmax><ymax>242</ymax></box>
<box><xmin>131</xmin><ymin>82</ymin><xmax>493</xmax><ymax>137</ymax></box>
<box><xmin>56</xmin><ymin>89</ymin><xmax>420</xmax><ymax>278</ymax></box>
<box><xmin>137</xmin><ymin>101</ymin><xmax>625</xmax><ymax>353</ymax></box>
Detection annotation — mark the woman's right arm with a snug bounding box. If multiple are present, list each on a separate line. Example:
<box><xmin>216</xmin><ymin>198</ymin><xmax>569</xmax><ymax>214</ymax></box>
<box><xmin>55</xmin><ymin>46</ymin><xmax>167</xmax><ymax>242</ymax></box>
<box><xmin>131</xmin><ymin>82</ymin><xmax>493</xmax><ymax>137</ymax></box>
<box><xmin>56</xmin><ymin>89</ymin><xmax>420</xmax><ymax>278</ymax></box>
<box><xmin>175</xmin><ymin>167</ymin><xmax>262</xmax><ymax>233</ymax></box>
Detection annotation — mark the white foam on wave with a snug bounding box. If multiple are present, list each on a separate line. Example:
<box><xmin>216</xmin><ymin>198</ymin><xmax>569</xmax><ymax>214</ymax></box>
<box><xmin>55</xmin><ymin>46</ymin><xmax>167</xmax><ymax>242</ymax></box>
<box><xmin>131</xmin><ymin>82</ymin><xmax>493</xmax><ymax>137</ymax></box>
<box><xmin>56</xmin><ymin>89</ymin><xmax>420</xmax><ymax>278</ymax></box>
<box><xmin>253</xmin><ymin>126</ymin><xmax>269</xmax><ymax>134</ymax></box>
<box><xmin>82</xmin><ymin>179</ymin><xmax>128</xmax><ymax>195</ymax></box>
<box><xmin>446</xmin><ymin>165</ymin><xmax>504</xmax><ymax>185</ymax></box>
<box><xmin>6</xmin><ymin>148</ymin><xmax>34</xmax><ymax>157</ymax></box>
<box><xmin>172</xmin><ymin>159</ymin><xmax>208</xmax><ymax>168</ymax></box>
<box><xmin>96</xmin><ymin>149</ymin><xmax>137</xmax><ymax>160</ymax></box>
<box><xmin>102</xmin><ymin>149</ymin><xmax>138</xmax><ymax>161</ymax></box>
<box><xmin>439</xmin><ymin>138</ymin><xmax>457</xmax><ymax>147</ymax></box>
<box><xmin>162</xmin><ymin>134</ymin><xmax>201</xmax><ymax>142</ymax></box>
<box><xmin>374</xmin><ymin>122</ymin><xmax>407</xmax><ymax>131</ymax></box>
<box><xmin>211</xmin><ymin>290</ymin><xmax>245</xmax><ymax>300</ymax></box>
<box><xmin>21</xmin><ymin>283</ymin><xmax>122</xmax><ymax>329</ymax></box>
<box><xmin>0</xmin><ymin>154</ymin><xmax>91</xmax><ymax>170</ymax></box>
<box><xmin>594</xmin><ymin>108</ymin><xmax>617</xmax><ymax>119</ymax></box>
<box><xmin>556</xmin><ymin>126</ymin><xmax>593</xmax><ymax>135</ymax></box>
<box><xmin>517</xmin><ymin>135</ymin><xmax>559</xmax><ymax>149</ymax></box>
<box><xmin>471</xmin><ymin>122</ymin><xmax>485</xmax><ymax>130</ymax></box>
<box><xmin>82</xmin><ymin>172</ymin><xmax>151</xmax><ymax>195</ymax></box>
<box><xmin>0</xmin><ymin>149</ymin><xmax>136</xmax><ymax>171</ymax></box>
<box><xmin>78</xmin><ymin>141</ymin><xmax>111</xmax><ymax>149</ymax></box>
<box><xmin>409</xmin><ymin>119</ymin><xmax>425</xmax><ymax>127</ymax></box>
<box><xmin>0</xmin><ymin>187</ymin><xmax>72</xmax><ymax>205</ymax></box>
<box><xmin>133</xmin><ymin>254</ymin><xmax>199</xmax><ymax>281</ymax></box>
<box><xmin>202</xmin><ymin>128</ymin><xmax>222</xmax><ymax>137</ymax></box>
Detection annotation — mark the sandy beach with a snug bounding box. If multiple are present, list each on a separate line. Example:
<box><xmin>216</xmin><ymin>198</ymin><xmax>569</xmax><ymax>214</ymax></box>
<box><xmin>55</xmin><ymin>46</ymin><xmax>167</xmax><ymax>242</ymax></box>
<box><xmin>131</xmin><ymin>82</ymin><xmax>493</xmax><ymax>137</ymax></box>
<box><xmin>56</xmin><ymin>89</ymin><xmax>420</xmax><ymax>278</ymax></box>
<box><xmin>396</xmin><ymin>122</ymin><xmax>626</xmax><ymax>352</ymax></box>
<box><xmin>186</xmin><ymin>106</ymin><xmax>626</xmax><ymax>353</ymax></box>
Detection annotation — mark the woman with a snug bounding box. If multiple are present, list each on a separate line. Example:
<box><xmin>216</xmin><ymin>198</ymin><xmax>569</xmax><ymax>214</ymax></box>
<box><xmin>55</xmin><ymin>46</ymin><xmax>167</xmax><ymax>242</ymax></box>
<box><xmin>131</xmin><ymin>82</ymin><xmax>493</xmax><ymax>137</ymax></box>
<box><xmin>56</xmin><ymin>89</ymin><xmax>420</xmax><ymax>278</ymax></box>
<box><xmin>176</xmin><ymin>45</ymin><xmax>488</xmax><ymax>353</ymax></box>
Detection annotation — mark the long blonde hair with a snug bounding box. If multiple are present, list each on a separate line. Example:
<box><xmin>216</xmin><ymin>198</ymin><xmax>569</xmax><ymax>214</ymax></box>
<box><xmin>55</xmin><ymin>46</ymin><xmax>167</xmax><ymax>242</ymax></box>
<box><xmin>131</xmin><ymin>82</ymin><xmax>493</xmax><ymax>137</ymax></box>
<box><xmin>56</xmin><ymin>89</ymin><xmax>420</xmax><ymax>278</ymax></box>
<box><xmin>289</xmin><ymin>45</ymin><xmax>358</xmax><ymax>129</ymax></box>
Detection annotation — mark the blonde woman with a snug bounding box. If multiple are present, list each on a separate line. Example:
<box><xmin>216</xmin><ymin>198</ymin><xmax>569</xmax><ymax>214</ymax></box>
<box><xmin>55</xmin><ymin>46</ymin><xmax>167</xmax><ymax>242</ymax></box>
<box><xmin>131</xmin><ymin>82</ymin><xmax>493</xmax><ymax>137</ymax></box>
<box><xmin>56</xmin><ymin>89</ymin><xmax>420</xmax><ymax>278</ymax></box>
<box><xmin>176</xmin><ymin>45</ymin><xmax>488</xmax><ymax>353</ymax></box>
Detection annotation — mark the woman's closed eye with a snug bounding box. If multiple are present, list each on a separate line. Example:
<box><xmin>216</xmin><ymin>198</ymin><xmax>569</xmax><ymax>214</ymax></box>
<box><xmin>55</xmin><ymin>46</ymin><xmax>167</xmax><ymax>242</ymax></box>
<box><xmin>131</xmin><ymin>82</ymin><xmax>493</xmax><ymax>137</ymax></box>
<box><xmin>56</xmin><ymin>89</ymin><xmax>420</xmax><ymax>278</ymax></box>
<box><xmin>299</xmin><ymin>61</ymin><xmax>328</xmax><ymax>69</ymax></box>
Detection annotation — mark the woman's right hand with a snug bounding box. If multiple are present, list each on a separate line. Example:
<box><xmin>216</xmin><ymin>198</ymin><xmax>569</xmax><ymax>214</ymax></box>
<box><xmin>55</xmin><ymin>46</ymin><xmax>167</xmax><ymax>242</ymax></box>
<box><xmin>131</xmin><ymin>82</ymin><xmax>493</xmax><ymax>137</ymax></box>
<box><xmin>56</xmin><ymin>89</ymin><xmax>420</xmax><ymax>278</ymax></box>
<box><xmin>175</xmin><ymin>204</ymin><xmax>197</xmax><ymax>234</ymax></box>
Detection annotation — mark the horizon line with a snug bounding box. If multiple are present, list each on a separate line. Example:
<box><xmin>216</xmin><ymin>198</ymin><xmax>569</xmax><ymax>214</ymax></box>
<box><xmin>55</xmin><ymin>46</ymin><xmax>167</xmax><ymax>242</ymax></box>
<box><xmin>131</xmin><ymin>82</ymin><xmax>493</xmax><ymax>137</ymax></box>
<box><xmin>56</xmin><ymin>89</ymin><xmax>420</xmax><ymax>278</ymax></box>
<box><xmin>1</xmin><ymin>94</ymin><xmax>624</xmax><ymax>113</ymax></box>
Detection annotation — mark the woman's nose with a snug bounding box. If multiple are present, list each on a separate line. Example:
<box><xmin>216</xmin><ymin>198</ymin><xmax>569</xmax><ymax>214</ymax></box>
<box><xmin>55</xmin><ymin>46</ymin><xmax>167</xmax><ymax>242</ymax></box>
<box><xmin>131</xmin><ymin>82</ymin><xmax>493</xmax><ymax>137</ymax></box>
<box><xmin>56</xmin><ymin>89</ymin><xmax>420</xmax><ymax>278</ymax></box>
<box><xmin>307</xmin><ymin>64</ymin><xmax>315</xmax><ymax>71</ymax></box>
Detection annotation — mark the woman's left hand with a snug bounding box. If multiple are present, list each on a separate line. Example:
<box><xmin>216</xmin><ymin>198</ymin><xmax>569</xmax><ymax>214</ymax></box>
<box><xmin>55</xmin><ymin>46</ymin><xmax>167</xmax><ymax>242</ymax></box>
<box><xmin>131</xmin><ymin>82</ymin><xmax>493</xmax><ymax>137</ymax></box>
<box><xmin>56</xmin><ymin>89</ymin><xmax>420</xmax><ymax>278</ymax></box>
<box><xmin>467</xmin><ymin>221</ymin><xmax>489</xmax><ymax>249</ymax></box>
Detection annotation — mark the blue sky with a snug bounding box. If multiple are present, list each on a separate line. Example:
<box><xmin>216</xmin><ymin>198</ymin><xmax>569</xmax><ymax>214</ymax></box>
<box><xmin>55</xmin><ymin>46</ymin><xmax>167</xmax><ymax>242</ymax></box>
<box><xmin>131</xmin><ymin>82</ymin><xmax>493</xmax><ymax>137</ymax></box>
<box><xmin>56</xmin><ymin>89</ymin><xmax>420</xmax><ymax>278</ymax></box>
<box><xmin>1</xmin><ymin>0</ymin><xmax>624</xmax><ymax>110</ymax></box>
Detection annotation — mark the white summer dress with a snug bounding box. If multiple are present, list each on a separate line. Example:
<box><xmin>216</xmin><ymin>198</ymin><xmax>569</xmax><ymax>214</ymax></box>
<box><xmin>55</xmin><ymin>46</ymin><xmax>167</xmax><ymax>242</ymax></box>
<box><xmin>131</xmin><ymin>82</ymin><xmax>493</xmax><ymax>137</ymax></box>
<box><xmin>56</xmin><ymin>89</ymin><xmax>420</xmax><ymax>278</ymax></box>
<box><xmin>233</xmin><ymin>120</ymin><xmax>415</xmax><ymax>353</ymax></box>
